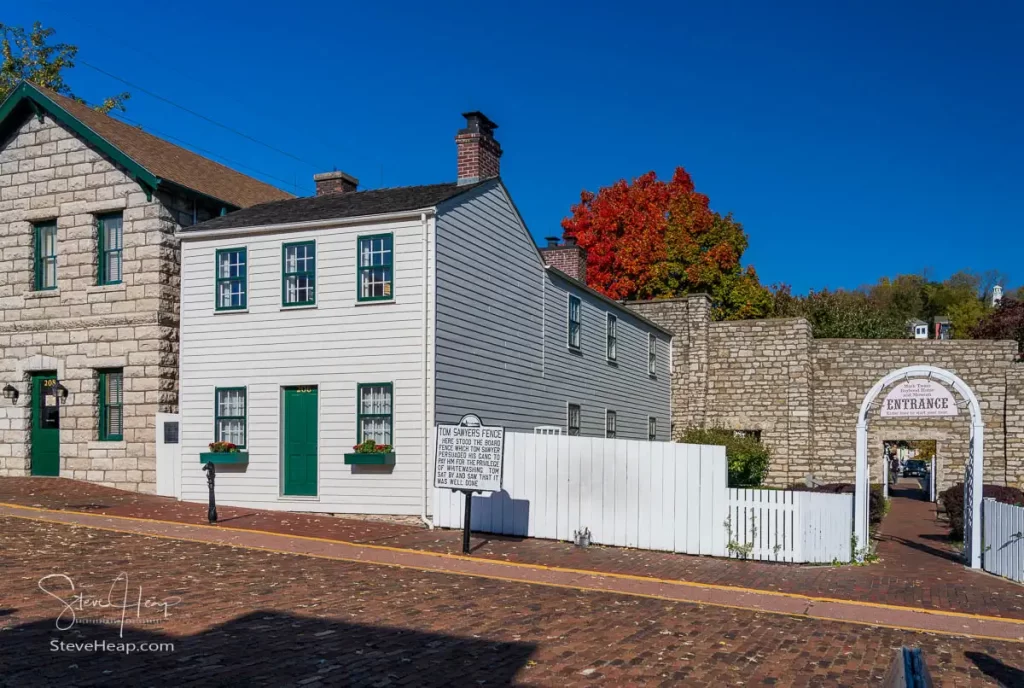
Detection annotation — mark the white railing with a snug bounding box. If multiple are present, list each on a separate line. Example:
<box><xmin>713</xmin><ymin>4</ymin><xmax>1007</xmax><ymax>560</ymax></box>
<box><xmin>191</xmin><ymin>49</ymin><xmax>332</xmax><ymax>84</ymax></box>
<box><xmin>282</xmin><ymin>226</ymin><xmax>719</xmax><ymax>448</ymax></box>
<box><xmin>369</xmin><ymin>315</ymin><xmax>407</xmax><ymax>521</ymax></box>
<box><xmin>727</xmin><ymin>488</ymin><xmax>853</xmax><ymax>563</ymax></box>
<box><xmin>982</xmin><ymin>498</ymin><xmax>1024</xmax><ymax>583</ymax></box>
<box><xmin>433</xmin><ymin>432</ymin><xmax>853</xmax><ymax>562</ymax></box>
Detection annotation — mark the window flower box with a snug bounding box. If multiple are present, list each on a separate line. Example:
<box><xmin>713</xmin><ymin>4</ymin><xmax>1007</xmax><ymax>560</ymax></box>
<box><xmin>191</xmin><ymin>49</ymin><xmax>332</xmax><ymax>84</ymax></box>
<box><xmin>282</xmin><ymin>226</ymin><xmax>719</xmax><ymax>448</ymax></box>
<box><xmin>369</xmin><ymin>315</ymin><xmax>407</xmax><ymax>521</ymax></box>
<box><xmin>200</xmin><ymin>441</ymin><xmax>248</xmax><ymax>465</ymax></box>
<box><xmin>344</xmin><ymin>440</ymin><xmax>395</xmax><ymax>465</ymax></box>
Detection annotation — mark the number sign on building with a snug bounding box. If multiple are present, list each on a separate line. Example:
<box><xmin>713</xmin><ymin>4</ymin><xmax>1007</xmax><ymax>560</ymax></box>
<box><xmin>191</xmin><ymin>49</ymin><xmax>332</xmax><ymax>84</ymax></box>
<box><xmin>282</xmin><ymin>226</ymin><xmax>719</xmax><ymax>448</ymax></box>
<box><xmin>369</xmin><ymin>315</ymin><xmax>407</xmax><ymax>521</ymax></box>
<box><xmin>881</xmin><ymin>380</ymin><xmax>959</xmax><ymax>419</ymax></box>
<box><xmin>434</xmin><ymin>414</ymin><xmax>504</xmax><ymax>492</ymax></box>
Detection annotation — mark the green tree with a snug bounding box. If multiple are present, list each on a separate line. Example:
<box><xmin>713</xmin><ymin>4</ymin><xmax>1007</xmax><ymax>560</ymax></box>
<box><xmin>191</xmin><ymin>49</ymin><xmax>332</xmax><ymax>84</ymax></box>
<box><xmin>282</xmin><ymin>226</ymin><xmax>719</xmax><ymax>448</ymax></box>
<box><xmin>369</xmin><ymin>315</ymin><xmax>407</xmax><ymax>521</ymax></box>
<box><xmin>0</xmin><ymin>22</ymin><xmax>128</xmax><ymax>112</ymax></box>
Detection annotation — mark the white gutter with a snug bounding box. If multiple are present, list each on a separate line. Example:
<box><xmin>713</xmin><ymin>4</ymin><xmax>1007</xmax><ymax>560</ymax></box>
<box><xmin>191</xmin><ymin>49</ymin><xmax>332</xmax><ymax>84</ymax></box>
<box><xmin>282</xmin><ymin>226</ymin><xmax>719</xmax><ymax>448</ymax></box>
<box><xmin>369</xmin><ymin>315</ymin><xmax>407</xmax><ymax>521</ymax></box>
<box><xmin>420</xmin><ymin>211</ymin><xmax>433</xmax><ymax>530</ymax></box>
<box><xmin>176</xmin><ymin>208</ymin><xmax>436</xmax><ymax>240</ymax></box>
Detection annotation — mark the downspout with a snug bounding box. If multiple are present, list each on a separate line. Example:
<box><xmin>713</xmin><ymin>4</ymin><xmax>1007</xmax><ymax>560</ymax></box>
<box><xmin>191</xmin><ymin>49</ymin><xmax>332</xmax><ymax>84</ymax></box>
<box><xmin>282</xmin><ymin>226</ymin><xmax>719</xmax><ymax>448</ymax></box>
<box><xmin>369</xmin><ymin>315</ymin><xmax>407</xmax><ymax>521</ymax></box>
<box><xmin>420</xmin><ymin>212</ymin><xmax>433</xmax><ymax>529</ymax></box>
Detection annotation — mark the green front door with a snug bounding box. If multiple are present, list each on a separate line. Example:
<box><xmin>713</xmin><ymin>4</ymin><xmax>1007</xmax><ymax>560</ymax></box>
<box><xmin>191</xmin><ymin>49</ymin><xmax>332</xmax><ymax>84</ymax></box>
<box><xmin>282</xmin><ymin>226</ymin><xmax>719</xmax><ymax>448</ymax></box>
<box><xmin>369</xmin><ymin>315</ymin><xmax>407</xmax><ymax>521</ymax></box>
<box><xmin>30</xmin><ymin>373</ymin><xmax>60</xmax><ymax>476</ymax></box>
<box><xmin>283</xmin><ymin>386</ymin><xmax>318</xmax><ymax>496</ymax></box>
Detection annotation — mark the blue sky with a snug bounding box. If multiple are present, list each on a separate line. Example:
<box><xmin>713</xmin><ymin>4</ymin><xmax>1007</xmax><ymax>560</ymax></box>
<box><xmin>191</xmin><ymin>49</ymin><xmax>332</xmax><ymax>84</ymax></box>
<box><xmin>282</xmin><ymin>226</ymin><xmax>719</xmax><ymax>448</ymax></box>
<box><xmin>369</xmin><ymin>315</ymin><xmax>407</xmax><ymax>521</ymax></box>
<box><xmin>9</xmin><ymin>1</ymin><xmax>1022</xmax><ymax>293</ymax></box>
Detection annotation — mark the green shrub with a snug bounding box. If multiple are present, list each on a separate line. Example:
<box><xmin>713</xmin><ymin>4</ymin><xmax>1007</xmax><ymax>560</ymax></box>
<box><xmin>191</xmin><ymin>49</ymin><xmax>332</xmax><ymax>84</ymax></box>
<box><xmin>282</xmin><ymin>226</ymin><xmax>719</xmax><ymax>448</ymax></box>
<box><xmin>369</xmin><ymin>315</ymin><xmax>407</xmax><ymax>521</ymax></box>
<box><xmin>789</xmin><ymin>483</ymin><xmax>887</xmax><ymax>525</ymax></box>
<box><xmin>679</xmin><ymin>427</ymin><xmax>771</xmax><ymax>487</ymax></box>
<box><xmin>940</xmin><ymin>483</ymin><xmax>1024</xmax><ymax>541</ymax></box>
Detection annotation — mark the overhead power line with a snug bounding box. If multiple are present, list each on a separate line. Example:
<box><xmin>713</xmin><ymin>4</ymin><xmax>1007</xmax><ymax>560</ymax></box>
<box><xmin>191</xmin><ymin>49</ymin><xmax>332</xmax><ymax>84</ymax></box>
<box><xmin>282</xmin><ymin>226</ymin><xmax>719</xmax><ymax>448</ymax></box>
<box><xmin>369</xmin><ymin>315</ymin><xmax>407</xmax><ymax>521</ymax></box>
<box><xmin>105</xmin><ymin>109</ymin><xmax>302</xmax><ymax>194</ymax></box>
<box><xmin>78</xmin><ymin>59</ymin><xmax>320</xmax><ymax>169</ymax></box>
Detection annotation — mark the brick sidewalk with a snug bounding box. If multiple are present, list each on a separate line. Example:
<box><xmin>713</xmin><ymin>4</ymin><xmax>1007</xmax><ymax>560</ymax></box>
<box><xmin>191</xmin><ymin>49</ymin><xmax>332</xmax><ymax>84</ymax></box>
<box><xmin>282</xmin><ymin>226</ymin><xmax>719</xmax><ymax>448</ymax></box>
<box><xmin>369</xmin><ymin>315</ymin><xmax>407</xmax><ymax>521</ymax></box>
<box><xmin>3</xmin><ymin>477</ymin><xmax>1022</xmax><ymax>620</ymax></box>
<box><xmin>4</xmin><ymin>514</ymin><xmax>1024</xmax><ymax>686</ymax></box>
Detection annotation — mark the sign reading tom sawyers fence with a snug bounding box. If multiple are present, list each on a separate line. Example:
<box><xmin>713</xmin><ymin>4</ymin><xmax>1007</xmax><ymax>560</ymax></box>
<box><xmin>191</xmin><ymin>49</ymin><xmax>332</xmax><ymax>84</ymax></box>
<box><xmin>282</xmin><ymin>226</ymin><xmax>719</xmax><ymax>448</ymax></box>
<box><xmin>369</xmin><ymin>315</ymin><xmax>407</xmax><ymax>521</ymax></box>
<box><xmin>881</xmin><ymin>380</ymin><xmax>959</xmax><ymax>418</ymax></box>
<box><xmin>434</xmin><ymin>414</ymin><xmax>504</xmax><ymax>492</ymax></box>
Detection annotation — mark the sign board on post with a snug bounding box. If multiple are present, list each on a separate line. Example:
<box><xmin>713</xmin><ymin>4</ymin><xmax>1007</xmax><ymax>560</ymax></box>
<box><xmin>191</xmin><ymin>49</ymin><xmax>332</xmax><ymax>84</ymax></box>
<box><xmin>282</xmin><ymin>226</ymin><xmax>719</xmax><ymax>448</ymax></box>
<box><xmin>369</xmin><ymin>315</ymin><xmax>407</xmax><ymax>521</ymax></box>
<box><xmin>434</xmin><ymin>414</ymin><xmax>504</xmax><ymax>492</ymax></box>
<box><xmin>434</xmin><ymin>414</ymin><xmax>505</xmax><ymax>554</ymax></box>
<box><xmin>881</xmin><ymin>380</ymin><xmax>959</xmax><ymax>419</ymax></box>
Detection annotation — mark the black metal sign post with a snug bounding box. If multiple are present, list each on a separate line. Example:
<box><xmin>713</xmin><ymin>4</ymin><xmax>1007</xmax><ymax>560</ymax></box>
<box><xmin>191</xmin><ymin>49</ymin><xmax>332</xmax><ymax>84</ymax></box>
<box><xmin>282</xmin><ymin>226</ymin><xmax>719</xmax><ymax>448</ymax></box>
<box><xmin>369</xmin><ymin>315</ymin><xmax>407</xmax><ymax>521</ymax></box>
<box><xmin>461</xmin><ymin>489</ymin><xmax>474</xmax><ymax>553</ymax></box>
<box><xmin>204</xmin><ymin>462</ymin><xmax>218</xmax><ymax>523</ymax></box>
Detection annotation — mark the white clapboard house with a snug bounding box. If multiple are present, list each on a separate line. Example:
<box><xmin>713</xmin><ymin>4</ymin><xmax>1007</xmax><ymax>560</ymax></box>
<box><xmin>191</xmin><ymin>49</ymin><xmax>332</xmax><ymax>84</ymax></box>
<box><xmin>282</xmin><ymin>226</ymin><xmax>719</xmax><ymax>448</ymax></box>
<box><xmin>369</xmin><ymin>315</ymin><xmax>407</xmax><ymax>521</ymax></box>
<box><xmin>176</xmin><ymin>112</ymin><xmax>672</xmax><ymax>516</ymax></box>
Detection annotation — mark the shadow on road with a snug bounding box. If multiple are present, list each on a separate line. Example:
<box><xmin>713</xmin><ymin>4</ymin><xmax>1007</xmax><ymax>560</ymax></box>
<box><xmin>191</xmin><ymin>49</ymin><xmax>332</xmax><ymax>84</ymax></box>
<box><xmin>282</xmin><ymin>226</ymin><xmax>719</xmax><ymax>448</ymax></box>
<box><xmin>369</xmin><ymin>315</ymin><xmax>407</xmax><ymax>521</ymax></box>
<box><xmin>966</xmin><ymin>651</ymin><xmax>1024</xmax><ymax>685</ymax></box>
<box><xmin>0</xmin><ymin>611</ymin><xmax>536</xmax><ymax>686</ymax></box>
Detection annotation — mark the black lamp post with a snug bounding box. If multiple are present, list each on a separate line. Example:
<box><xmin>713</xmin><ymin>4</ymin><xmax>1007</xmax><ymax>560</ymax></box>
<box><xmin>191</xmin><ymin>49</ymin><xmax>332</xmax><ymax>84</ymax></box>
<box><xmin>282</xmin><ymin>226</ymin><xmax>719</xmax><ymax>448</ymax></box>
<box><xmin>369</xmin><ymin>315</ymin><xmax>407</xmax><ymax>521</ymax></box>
<box><xmin>203</xmin><ymin>462</ymin><xmax>218</xmax><ymax>523</ymax></box>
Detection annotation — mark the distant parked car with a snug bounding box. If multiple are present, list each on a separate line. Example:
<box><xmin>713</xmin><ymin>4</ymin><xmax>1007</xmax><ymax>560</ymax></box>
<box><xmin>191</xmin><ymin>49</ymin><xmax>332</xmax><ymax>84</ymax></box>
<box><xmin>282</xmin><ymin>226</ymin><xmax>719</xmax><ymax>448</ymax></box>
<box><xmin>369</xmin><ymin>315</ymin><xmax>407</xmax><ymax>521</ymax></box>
<box><xmin>904</xmin><ymin>459</ymin><xmax>927</xmax><ymax>477</ymax></box>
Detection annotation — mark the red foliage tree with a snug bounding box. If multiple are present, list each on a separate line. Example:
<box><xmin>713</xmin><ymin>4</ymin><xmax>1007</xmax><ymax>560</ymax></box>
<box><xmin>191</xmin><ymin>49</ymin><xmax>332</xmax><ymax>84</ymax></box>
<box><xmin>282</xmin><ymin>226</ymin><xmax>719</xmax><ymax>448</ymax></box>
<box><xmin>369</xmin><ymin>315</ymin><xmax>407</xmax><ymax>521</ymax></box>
<box><xmin>560</xmin><ymin>167</ymin><xmax>770</xmax><ymax>318</ymax></box>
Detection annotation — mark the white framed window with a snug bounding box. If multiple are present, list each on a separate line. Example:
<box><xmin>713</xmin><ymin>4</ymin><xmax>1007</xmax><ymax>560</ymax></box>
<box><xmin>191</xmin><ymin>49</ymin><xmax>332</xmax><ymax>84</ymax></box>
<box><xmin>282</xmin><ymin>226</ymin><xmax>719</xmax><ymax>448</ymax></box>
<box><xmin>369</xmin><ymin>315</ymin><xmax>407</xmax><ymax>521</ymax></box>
<box><xmin>567</xmin><ymin>403</ymin><xmax>581</xmax><ymax>436</ymax></box>
<box><xmin>648</xmin><ymin>333</ymin><xmax>657</xmax><ymax>376</ymax></box>
<box><xmin>605</xmin><ymin>410</ymin><xmax>616</xmax><ymax>439</ymax></box>
<box><xmin>606</xmin><ymin>314</ymin><xmax>617</xmax><ymax>362</ymax></box>
<box><xmin>568</xmin><ymin>295</ymin><xmax>581</xmax><ymax>350</ymax></box>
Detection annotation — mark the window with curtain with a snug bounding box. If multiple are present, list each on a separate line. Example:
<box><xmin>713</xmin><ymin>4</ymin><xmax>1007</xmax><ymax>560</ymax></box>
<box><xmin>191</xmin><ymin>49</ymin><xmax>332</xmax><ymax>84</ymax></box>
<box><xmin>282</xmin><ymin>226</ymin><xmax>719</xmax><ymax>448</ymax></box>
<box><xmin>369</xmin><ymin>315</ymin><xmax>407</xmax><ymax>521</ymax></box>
<box><xmin>358</xmin><ymin>383</ymin><xmax>393</xmax><ymax>445</ymax></box>
<box><xmin>358</xmin><ymin>234</ymin><xmax>394</xmax><ymax>301</ymax></box>
<box><xmin>649</xmin><ymin>416</ymin><xmax>657</xmax><ymax>442</ymax></box>
<box><xmin>648</xmin><ymin>334</ymin><xmax>657</xmax><ymax>376</ymax></box>
<box><xmin>606</xmin><ymin>314</ymin><xmax>617</xmax><ymax>361</ymax></box>
<box><xmin>216</xmin><ymin>248</ymin><xmax>247</xmax><ymax>310</ymax></box>
<box><xmin>282</xmin><ymin>241</ymin><xmax>316</xmax><ymax>306</ymax></box>
<box><xmin>97</xmin><ymin>213</ymin><xmax>123</xmax><ymax>285</ymax></box>
<box><xmin>605</xmin><ymin>410</ymin><xmax>616</xmax><ymax>439</ymax></box>
<box><xmin>215</xmin><ymin>388</ymin><xmax>246</xmax><ymax>447</ymax></box>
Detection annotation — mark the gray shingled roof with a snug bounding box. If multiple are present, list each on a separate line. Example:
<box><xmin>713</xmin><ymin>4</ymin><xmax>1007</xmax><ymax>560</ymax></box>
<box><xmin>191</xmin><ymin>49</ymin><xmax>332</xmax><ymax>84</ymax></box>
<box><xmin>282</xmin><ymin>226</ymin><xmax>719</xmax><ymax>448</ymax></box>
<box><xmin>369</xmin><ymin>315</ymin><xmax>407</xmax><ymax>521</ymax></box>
<box><xmin>182</xmin><ymin>180</ymin><xmax>488</xmax><ymax>232</ymax></box>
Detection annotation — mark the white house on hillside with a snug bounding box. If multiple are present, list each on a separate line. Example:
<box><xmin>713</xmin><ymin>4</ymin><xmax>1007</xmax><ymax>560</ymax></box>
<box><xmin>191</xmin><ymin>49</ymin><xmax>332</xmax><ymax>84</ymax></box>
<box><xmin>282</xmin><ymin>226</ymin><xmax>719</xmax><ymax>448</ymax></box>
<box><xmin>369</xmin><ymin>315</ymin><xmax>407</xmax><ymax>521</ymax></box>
<box><xmin>175</xmin><ymin>113</ymin><xmax>672</xmax><ymax>517</ymax></box>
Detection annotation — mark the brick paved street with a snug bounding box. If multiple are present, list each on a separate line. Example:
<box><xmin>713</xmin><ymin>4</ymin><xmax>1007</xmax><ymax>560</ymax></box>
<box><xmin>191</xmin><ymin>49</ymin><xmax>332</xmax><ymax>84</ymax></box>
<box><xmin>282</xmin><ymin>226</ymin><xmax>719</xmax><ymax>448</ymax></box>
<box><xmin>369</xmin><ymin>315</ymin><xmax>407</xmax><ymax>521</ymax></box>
<box><xmin>3</xmin><ymin>515</ymin><xmax>1024</xmax><ymax>686</ymax></box>
<box><xmin>4</xmin><ymin>477</ymin><xmax>1024</xmax><ymax>620</ymax></box>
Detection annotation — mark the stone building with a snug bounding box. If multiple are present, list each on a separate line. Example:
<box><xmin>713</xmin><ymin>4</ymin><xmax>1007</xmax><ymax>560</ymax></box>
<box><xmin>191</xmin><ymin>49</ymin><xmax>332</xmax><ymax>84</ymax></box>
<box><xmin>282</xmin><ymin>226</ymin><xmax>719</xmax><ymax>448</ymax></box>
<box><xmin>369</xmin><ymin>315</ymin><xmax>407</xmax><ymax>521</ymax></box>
<box><xmin>628</xmin><ymin>294</ymin><xmax>1024</xmax><ymax>491</ymax></box>
<box><xmin>0</xmin><ymin>81</ymin><xmax>290</xmax><ymax>492</ymax></box>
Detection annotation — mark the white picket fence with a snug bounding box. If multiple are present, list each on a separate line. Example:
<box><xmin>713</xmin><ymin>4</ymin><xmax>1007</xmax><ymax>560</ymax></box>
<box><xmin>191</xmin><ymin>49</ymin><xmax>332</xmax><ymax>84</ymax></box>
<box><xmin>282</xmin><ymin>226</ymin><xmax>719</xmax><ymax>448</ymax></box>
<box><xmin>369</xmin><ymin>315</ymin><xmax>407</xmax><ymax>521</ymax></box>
<box><xmin>982</xmin><ymin>498</ymin><xmax>1024</xmax><ymax>583</ymax></box>
<box><xmin>727</xmin><ymin>489</ymin><xmax>853</xmax><ymax>563</ymax></box>
<box><xmin>433</xmin><ymin>432</ymin><xmax>853</xmax><ymax>563</ymax></box>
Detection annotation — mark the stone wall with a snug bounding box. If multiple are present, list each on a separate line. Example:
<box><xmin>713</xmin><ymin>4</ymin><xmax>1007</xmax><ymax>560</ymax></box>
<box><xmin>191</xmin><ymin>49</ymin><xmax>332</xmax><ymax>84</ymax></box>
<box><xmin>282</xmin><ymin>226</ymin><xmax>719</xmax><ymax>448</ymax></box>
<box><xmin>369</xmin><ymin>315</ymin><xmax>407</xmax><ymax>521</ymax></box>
<box><xmin>0</xmin><ymin>113</ymin><xmax>214</xmax><ymax>492</ymax></box>
<box><xmin>627</xmin><ymin>295</ymin><xmax>1024</xmax><ymax>491</ymax></box>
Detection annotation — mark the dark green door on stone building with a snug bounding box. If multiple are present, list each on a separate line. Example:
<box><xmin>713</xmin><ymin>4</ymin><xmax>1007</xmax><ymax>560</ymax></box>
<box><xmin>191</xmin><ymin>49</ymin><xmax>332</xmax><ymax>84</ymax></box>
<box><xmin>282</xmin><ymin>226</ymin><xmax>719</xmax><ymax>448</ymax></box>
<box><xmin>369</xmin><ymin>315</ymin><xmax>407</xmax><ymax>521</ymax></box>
<box><xmin>283</xmin><ymin>387</ymin><xmax>318</xmax><ymax>496</ymax></box>
<box><xmin>30</xmin><ymin>373</ymin><xmax>60</xmax><ymax>476</ymax></box>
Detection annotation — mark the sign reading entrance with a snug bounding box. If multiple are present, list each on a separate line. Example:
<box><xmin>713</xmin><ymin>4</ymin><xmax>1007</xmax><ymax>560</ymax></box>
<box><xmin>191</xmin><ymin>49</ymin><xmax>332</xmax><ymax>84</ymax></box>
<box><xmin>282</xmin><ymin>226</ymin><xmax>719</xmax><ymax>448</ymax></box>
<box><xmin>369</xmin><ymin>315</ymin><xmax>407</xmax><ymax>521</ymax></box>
<box><xmin>881</xmin><ymin>380</ymin><xmax>959</xmax><ymax>419</ymax></box>
<box><xmin>434</xmin><ymin>414</ymin><xmax>504</xmax><ymax>492</ymax></box>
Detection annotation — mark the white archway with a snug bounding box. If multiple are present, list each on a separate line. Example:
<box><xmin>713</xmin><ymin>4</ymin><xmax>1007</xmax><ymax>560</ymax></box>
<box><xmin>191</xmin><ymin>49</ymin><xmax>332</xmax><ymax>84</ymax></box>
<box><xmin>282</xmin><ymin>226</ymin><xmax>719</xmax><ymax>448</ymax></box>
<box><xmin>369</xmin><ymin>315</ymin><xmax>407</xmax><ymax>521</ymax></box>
<box><xmin>855</xmin><ymin>365</ymin><xmax>984</xmax><ymax>568</ymax></box>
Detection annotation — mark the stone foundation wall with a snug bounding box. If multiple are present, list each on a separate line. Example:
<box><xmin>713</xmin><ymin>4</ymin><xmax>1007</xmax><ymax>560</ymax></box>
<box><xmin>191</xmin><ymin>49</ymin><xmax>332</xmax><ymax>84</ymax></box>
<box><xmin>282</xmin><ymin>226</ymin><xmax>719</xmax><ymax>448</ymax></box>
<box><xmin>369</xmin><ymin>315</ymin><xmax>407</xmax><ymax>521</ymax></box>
<box><xmin>627</xmin><ymin>295</ymin><xmax>1024</xmax><ymax>491</ymax></box>
<box><xmin>0</xmin><ymin>113</ymin><xmax>213</xmax><ymax>492</ymax></box>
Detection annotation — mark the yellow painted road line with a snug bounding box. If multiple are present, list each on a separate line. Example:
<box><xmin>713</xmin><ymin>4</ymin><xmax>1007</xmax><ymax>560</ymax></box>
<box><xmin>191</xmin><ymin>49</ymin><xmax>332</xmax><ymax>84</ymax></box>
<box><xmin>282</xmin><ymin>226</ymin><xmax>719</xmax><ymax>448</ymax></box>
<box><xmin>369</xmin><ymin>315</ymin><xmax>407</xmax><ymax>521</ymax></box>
<box><xmin>1</xmin><ymin>501</ymin><xmax>1022</xmax><ymax>638</ymax></box>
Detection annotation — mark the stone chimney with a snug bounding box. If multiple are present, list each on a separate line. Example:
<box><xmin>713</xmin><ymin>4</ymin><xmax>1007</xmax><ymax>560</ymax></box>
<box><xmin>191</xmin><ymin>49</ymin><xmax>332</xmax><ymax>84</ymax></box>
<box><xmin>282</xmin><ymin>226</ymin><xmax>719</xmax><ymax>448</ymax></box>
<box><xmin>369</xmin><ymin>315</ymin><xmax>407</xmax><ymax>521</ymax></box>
<box><xmin>540</xmin><ymin>236</ymin><xmax>588</xmax><ymax>284</ymax></box>
<box><xmin>456</xmin><ymin>112</ymin><xmax>502</xmax><ymax>185</ymax></box>
<box><xmin>314</xmin><ymin>171</ymin><xmax>359</xmax><ymax>196</ymax></box>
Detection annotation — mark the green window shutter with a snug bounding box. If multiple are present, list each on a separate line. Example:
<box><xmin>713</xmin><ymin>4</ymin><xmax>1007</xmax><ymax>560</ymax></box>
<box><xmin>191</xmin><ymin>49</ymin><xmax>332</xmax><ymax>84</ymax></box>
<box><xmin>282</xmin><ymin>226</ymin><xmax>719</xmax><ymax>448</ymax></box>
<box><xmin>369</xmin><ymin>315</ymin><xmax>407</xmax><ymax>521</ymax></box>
<box><xmin>215</xmin><ymin>248</ymin><xmax>247</xmax><ymax>310</ymax></box>
<box><xmin>34</xmin><ymin>221</ymin><xmax>57</xmax><ymax>291</ymax></box>
<box><xmin>357</xmin><ymin>383</ymin><xmax>393</xmax><ymax>446</ymax></box>
<box><xmin>282</xmin><ymin>241</ymin><xmax>316</xmax><ymax>306</ymax></box>
<box><xmin>97</xmin><ymin>213</ymin><xmax>123</xmax><ymax>286</ymax></box>
<box><xmin>98</xmin><ymin>369</ymin><xmax>124</xmax><ymax>441</ymax></box>
<box><xmin>357</xmin><ymin>233</ymin><xmax>394</xmax><ymax>301</ymax></box>
<box><xmin>214</xmin><ymin>387</ymin><xmax>247</xmax><ymax>448</ymax></box>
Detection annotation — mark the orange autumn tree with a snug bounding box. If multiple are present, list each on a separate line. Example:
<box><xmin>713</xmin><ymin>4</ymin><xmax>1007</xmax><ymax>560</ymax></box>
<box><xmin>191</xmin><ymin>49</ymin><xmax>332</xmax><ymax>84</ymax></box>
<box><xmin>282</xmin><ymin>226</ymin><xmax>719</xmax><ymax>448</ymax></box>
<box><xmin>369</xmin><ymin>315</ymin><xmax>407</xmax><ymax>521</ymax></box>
<box><xmin>561</xmin><ymin>167</ymin><xmax>771</xmax><ymax>320</ymax></box>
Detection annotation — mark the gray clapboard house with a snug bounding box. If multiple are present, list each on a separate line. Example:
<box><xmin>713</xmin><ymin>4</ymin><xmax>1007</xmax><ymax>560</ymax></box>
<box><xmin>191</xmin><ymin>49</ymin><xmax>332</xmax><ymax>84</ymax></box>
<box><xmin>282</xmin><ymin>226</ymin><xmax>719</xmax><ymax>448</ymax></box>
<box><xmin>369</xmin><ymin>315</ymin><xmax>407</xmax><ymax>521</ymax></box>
<box><xmin>175</xmin><ymin>112</ymin><xmax>671</xmax><ymax>516</ymax></box>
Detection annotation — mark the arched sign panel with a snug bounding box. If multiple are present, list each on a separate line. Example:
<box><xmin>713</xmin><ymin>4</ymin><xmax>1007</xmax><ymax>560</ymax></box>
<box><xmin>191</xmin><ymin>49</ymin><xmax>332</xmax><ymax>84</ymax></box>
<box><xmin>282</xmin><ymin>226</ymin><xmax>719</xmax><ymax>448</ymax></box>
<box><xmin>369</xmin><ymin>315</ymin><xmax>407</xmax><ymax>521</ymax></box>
<box><xmin>855</xmin><ymin>366</ymin><xmax>983</xmax><ymax>569</ymax></box>
<box><xmin>881</xmin><ymin>380</ymin><xmax>958</xmax><ymax>418</ymax></box>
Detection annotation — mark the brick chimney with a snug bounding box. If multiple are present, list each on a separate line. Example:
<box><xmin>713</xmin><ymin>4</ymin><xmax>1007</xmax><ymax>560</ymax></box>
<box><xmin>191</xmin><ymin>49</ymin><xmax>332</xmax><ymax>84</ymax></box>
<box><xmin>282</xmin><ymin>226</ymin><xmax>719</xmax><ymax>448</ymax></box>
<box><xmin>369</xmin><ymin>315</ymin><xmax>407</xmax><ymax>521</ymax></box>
<box><xmin>456</xmin><ymin>112</ymin><xmax>502</xmax><ymax>185</ymax></box>
<box><xmin>314</xmin><ymin>171</ymin><xmax>359</xmax><ymax>196</ymax></box>
<box><xmin>540</xmin><ymin>236</ymin><xmax>588</xmax><ymax>284</ymax></box>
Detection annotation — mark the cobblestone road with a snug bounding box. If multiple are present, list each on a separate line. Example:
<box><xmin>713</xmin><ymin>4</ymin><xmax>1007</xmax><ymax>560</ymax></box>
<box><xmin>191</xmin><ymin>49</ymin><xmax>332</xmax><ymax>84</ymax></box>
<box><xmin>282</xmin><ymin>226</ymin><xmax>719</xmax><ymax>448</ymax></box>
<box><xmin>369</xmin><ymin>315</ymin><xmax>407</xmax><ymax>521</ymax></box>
<box><xmin>2</xmin><ymin>516</ymin><xmax>1024</xmax><ymax>686</ymax></box>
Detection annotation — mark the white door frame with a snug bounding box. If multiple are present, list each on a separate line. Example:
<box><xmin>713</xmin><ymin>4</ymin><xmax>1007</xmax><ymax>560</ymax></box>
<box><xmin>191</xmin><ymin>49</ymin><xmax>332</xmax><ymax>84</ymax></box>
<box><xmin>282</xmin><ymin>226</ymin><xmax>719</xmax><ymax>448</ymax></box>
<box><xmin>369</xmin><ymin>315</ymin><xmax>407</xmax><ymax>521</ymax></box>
<box><xmin>855</xmin><ymin>365</ymin><xmax>983</xmax><ymax>568</ymax></box>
